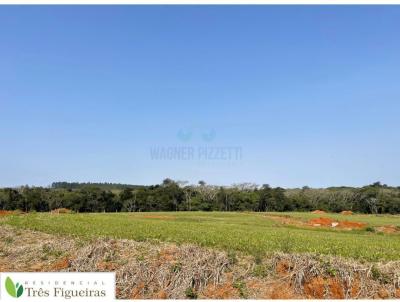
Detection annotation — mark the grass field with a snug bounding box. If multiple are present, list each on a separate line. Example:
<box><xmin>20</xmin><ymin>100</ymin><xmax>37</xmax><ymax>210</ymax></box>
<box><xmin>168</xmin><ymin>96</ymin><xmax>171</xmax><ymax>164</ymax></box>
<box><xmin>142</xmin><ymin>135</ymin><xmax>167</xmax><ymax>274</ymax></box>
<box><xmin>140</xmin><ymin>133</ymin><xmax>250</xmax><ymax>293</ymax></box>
<box><xmin>1</xmin><ymin>211</ymin><xmax>399</xmax><ymax>261</ymax></box>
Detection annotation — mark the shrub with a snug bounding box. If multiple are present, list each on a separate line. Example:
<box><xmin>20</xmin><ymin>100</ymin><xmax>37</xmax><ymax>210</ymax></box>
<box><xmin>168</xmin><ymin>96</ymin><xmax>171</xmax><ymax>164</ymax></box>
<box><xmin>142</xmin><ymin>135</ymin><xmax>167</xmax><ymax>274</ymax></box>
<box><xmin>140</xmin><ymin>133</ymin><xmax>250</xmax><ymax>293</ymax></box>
<box><xmin>365</xmin><ymin>226</ymin><xmax>375</xmax><ymax>233</ymax></box>
<box><xmin>185</xmin><ymin>287</ymin><xmax>198</xmax><ymax>299</ymax></box>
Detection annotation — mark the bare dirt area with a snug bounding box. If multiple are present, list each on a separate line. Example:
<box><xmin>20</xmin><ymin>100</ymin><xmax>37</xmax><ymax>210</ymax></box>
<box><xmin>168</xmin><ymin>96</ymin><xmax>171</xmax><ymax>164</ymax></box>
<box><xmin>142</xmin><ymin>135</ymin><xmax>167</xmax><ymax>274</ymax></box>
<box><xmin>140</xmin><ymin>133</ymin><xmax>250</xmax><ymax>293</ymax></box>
<box><xmin>0</xmin><ymin>210</ymin><xmax>17</xmax><ymax>217</ymax></box>
<box><xmin>264</xmin><ymin>214</ymin><xmax>307</xmax><ymax>228</ymax></box>
<box><xmin>375</xmin><ymin>225</ymin><xmax>400</xmax><ymax>234</ymax></box>
<box><xmin>266</xmin><ymin>214</ymin><xmax>369</xmax><ymax>231</ymax></box>
<box><xmin>1</xmin><ymin>225</ymin><xmax>399</xmax><ymax>299</ymax></box>
<box><xmin>268</xmin><ymin>213</ymin><xmax>399</xmax><ymax>234</ymax></box>
<box><xmin>308</xmin><ymin>217</ymin><xmax>367</xmax><ymax>230</ymax></box>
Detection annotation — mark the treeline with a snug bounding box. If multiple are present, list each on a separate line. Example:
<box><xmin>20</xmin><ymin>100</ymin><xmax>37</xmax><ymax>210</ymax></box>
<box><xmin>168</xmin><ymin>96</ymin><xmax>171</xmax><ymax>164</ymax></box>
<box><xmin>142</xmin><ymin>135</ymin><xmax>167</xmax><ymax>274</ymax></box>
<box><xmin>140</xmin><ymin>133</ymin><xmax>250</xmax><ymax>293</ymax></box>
<box><xmin>0</xmin><ymin>180</ymin><xmax>399</xmax><ymax>214</ymax></box>
<box><xmin>51</xmin><ymin>182</ymin><xmax>144</xmax><ymax>190</ymax></box>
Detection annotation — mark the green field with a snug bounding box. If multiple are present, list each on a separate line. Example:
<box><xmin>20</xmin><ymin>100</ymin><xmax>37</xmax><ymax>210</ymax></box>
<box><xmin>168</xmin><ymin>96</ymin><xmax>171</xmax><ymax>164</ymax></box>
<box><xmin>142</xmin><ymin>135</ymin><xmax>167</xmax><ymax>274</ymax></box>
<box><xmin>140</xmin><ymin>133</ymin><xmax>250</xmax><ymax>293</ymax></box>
<box><xmin>1</xmin><ymin>212</ymin><xmax>399</xmax><ymax>261</ymax></box>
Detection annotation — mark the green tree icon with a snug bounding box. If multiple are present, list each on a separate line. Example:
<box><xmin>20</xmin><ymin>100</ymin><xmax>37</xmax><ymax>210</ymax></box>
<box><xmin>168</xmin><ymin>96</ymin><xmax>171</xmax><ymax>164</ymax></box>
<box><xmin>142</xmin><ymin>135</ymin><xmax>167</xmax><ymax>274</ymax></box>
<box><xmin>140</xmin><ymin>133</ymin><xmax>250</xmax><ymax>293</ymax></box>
<box><xmin>5</xmin><ymin>277</ymin><xmax>24</xmax><ymax>298</ymax></box>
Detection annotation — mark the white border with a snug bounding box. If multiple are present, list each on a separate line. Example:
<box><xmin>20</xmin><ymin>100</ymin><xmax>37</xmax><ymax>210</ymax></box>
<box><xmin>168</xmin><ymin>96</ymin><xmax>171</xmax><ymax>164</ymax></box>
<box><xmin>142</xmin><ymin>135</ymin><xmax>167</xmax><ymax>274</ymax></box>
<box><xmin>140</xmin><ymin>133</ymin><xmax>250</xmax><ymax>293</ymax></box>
<box><xmin>0</xmin><ymin>0</ymin><xmax>399</xmax><ymax>298</ymax></box>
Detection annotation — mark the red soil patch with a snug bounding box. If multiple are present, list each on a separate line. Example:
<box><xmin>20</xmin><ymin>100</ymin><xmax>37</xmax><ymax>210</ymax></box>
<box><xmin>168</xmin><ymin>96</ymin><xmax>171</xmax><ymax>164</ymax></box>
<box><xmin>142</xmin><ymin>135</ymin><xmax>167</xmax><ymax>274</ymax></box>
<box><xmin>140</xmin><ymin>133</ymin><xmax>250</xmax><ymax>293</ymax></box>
<box><xmin>247</xmin><ymin>280</ymin><xmax>299</xmax><ymax>299</ymax></box>
<box><xmin>154</xmin><ymin>290</ymin><xmax>168</xmax><ymax>299</ymax></box>
<box><xmin>202</xmin><ymin>273</ymin><xmax>240</xmax><ymax>299</ymax></box>
<box><xmin>269</xmin><ymin>283</ymin><xmax>297</xmax><ymax>299</ymax></box>
<box><xmin>142</xmin><ymin>215</ymin><xmax>175</xmax><ymax>220</ymax></box>
<box><xmin>350</xmin><ymin>279</ymin><xmax>361</xmax><ymax>298</ymax></box>
<box><xmin>0</xmin><ymin>210</ymin><xmax>14</xmax><ymax>216</ymax></box>
<box><xmin>329</xmin><ymin>278</ymin><xmax>345</xmax><ymax>299</ymax></box>
<box><xmin>339</xmin><ymin>221</ymin><xmax>366</xmax><ymax>229</ymax></box>
<box><xmin>269</xmin><ymin>215</ymin><xmax>367</xmax><ymax>231</ymax></box>
<box><xmin>308</xmin><ymin>217</ymin><xmax>366</xmax><ymax>230</ymax></box>
<box><xmin>395</xmin><ymin>288</ymin><xmax>400</xmax><ymax>298</ymax></box>
<box><xmin>312</xmin><ymin>210</ymin><xmax>326</xmax><ymax>214</ymax></box>
<box><xmin>202</xmin><ymin>282</ymin><xmax>239</xmax><ymax>299</ymax></box>
<box><xmin>52</xmin><ymin>257</ymin><xmax>71</xmax><ymax>270</ymax></box>
<box><xmin>304</xmin><ymin>276</ymin><xmax>326</xmax><ymax>299</ymax></box>
<box><xmin>304</xmin><ymin>277</ymin><xmax>346</xmax><ymax>299</ymax></box>
<box><xmin>158</xmin><ymin>247</ymin><xmax>178</xmax><ymax>262</ymax></box>
<box><xmin>341</xmin><ymin>211</ymin><xmax>353</xmax><ymax>215</ymax></box>
<box><xmin>309</xmin><ymin>217</ymin><xmax>335</xmax><ymax>226</ymax></box>
<box><xmin>275</xmin><ymin>260</ymin><xmax>293</xmax><ymax>276</ymax></box>
<box><xmin>376</xmin><ymin>288</ymin><xmax>390</xmax><ymax>299</ymax></box>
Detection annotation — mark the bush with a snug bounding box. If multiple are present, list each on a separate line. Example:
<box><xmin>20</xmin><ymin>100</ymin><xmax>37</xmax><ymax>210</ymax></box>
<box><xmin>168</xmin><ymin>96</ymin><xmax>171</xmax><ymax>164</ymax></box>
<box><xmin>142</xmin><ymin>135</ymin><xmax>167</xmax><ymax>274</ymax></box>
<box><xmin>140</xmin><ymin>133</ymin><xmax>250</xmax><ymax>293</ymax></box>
<box><xmin>365</xmin><ymin>226</ymin><xmax>375</xmax><ymax>232</ymax></box>
<box><xmin>185</xmin><ymin>287</ymin><xmax>198</xmax><ymax>299</ymax></box>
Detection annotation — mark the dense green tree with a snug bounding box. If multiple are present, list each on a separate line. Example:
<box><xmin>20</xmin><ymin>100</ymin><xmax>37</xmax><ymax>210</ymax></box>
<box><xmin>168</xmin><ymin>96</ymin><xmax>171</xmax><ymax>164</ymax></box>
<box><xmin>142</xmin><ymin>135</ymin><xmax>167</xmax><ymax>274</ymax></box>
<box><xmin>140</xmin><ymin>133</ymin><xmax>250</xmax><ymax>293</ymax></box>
<box><xmin>0</xmin><ymin>181</ymin><xmax>399</xmax><ymax>214</ymax></box>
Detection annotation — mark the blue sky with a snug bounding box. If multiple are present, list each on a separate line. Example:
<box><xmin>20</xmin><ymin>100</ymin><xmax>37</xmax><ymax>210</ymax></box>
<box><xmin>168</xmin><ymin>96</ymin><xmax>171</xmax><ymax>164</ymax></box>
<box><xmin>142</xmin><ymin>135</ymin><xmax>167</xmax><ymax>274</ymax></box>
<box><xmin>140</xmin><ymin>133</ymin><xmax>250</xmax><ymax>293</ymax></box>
<box><xmin>1</xmin><ymin>6</ymin><xmax>400</xmax><ymax>188</ymax></box>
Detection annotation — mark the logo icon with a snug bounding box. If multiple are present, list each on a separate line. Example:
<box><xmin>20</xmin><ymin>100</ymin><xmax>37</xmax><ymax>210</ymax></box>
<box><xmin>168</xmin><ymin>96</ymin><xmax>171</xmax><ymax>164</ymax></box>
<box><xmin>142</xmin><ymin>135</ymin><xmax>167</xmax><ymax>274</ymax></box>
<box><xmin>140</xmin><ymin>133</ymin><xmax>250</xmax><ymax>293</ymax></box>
<box><xmin>201</xmin><ymin>129</ymin><xmax>216</xmax><ymax>142</ymax></box>
<box><xmin>5</xmin><ymin>277</ymin><xmax>24</xmax><ymax>298</ymax></box>
<box><xmin>177</xmin><ymin>129</ymin><xmax>193</xmax><ymax>142</ymax></box>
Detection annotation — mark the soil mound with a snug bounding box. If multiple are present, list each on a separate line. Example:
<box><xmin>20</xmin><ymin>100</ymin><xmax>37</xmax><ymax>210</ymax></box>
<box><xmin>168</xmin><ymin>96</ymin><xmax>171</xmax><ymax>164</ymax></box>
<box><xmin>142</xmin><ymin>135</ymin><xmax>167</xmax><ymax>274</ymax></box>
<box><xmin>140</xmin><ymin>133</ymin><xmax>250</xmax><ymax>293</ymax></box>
<box><xmin>308</xmin><ymin>217</ymin><xmax>367</xmax><ymax>230</ymax></box>
<box><xmin>341</xmin><ymin>211</ymin><xmax>353</xmax><ymax>215</ymax></box>
<box><xmin>339</xmin><ymin>221</ymin><xmax>366</xmax><ymax>229</ymax></box>
<box><xmin>309</xmin><ymin>217</ymin><xmax>334</xmax><ymax>226</ymax></box>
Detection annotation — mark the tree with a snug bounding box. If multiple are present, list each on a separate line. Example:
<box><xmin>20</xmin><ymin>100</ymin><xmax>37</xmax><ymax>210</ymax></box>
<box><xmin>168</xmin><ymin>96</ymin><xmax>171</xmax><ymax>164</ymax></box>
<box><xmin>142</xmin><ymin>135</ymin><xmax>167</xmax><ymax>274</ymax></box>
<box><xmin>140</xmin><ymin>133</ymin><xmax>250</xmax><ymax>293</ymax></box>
<box><xmin>0</xmin><ymin>180</ymin><xmax>399</xmax><ymax>214</ymax></box>
<box><xmin>258</xmin><ymin>184</ymin><xmax>272</xmax><ymax>211</ymax></box>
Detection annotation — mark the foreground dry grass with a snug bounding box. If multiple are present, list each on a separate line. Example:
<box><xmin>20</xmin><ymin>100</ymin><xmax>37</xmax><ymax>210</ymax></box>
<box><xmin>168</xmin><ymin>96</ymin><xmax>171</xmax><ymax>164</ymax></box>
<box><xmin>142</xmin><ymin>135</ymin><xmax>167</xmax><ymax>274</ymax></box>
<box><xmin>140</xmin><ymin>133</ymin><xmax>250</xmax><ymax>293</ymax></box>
<box><xmin>1</xmin><ymin>225</ymin><xmax>400</xmax><ymax>299</ymax></box>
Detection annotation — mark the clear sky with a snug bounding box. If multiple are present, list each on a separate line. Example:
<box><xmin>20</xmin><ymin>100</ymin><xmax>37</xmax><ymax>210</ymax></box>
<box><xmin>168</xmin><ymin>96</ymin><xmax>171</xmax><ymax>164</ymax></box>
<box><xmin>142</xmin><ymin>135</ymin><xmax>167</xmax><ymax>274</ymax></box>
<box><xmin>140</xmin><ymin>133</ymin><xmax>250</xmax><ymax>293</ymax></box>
<box><xmin>1</xmin><ymin>6</ymin><xmax>400</xmax><ymax>188</ymax></box>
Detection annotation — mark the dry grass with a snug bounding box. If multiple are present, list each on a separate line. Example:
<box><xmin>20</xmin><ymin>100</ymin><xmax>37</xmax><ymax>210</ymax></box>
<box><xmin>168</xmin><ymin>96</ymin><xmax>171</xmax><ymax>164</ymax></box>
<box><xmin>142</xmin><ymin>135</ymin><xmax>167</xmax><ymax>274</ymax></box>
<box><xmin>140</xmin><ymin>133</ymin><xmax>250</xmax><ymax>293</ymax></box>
<box><xmin>70</xmin><ymin>239</ymin><xmax>231</xmax><ymax>299</ymax></box>
<box><xmin>269</xmin><ymin>252</ymin><xmax>400</xmax><ymax>299</ymax></box>
<box><xmin>1</xmin><ymin>225</ymin><xmax>399</xmax><ymax>299</ymax></box>
<box><xmin>0</xmin><ymin>225</ymin><xmax>75</xmax><ymax>271</ymax></box>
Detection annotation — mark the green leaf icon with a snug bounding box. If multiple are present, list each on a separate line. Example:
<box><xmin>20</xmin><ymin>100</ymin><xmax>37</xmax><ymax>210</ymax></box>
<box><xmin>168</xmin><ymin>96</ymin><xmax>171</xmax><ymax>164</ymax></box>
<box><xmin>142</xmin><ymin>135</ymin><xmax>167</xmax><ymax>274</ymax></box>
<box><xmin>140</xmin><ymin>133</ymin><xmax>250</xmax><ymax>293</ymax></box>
<box><xmin>5</xmin><ymin>277</ymin><xmax>17</xmax><ymax>297</ymax></box>
<box><xmin>16</xmin><ymin>283</ymin><xmax>24</xmax><ymax>298</ymax></box>
<box><xmin>5</xmin><ymin>277</ymin><xmax>23</xmax><ymax>298</ymax></box>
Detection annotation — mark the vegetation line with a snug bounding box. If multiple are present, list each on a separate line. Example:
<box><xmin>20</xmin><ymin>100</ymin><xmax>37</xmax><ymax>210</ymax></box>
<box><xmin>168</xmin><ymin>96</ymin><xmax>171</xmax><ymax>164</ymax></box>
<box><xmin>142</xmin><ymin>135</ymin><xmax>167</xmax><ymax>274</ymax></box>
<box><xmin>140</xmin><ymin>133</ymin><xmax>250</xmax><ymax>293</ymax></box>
<box><xmin>0</xmin><ymin>180</ymin><xmax>399</xmax><ymax>214</ymax></box>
